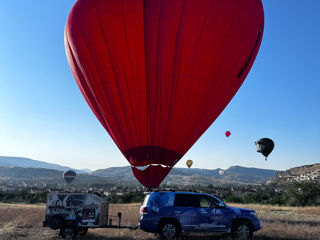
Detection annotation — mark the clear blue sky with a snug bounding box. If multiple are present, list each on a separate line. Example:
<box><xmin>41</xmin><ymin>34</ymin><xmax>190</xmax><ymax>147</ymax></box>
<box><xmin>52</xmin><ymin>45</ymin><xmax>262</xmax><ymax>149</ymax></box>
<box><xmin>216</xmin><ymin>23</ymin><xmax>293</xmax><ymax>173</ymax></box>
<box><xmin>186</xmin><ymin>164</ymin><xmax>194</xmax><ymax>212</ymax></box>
<box><xmin>1</xmin><ymin>0</ymin><xmax>319</xmax><ymax>171</ymax></box>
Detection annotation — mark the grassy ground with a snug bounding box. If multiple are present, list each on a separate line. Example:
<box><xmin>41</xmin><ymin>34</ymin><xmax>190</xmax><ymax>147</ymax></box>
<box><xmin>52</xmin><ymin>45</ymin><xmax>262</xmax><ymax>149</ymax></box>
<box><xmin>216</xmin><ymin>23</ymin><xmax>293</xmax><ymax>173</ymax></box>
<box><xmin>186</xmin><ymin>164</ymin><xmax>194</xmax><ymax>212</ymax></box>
<box><xmin>0</xmin><ymin>203</ymin><xmax>319</xmax><ymax>240</ymax></box>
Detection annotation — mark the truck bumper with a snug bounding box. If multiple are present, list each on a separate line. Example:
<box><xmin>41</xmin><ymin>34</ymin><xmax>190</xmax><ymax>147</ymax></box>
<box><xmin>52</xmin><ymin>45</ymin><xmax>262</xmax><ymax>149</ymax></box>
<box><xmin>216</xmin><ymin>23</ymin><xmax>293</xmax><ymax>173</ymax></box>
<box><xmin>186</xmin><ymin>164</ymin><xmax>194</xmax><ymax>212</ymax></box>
<box><xmin>139</xmin><ymin>219</ymin><xmax>158</xmax><ymax>233</ymax></box>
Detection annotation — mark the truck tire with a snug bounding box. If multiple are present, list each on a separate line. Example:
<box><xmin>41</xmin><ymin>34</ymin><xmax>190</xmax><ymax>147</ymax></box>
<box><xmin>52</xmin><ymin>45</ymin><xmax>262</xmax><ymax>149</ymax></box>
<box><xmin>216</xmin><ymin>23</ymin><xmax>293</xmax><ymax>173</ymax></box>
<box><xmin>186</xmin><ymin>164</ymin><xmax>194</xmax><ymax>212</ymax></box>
<box><xmin>232</xmin><ymin>220</ymin><xmax>253</xmax><ymax>240</ymax></box>
<box><xmin>158</xmin><ymin>220</ymin><xmax>180</xmax><ymax>240</ymax></box>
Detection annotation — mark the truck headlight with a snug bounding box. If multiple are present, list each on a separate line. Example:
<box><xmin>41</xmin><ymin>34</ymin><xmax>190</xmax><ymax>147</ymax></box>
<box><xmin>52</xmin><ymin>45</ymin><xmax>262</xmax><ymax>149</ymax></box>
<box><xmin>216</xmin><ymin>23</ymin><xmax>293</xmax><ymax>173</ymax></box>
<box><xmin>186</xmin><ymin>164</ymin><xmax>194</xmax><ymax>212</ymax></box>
<box><xmin>250</xmin><ymin>211</ymin><xmax>257</xmax><ymax>217</ymax></box>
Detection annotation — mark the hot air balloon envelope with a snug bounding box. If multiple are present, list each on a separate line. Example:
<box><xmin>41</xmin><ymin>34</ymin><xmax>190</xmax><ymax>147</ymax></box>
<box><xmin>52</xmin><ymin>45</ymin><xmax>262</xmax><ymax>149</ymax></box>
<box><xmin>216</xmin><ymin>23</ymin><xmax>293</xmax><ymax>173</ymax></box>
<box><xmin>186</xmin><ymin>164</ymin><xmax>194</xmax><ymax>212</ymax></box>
<box><xmin>225</xmin><ymin>131</ymin><xmax>231</xmax><ymax>137</ymax></box>
<box><xmin>186</xmin><ymin>160</ymin><xmax>193</xmax><ymax>168</ymax></box>
<box><xmin>255</xmin><ymin>138</ymin><xmax>274</xmax><ymax>160</ymax></box>
<box><xmin>65</xmin><ymin>0</ymin><xmax>264</xmax><ymax>188</ymax></box>
<box><xmin>219</xmin><ymin>170</ymin><xmax>225</xmax><ymax>175</ymax></box>
<box><xmin>63</xmin><ymin>170</ymin><xmax>77</xmax><ymax>184</ymax></box>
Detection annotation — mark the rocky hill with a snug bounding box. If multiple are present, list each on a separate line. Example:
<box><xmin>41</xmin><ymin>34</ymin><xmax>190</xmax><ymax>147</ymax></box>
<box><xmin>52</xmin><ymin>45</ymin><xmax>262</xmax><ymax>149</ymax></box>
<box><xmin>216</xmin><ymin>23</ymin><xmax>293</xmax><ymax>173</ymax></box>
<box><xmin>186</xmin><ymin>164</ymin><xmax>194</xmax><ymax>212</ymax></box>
<box><xmin>267</xmin><ymin>163</ymin><xmax>320</xmax><ymax>186</ymax></box>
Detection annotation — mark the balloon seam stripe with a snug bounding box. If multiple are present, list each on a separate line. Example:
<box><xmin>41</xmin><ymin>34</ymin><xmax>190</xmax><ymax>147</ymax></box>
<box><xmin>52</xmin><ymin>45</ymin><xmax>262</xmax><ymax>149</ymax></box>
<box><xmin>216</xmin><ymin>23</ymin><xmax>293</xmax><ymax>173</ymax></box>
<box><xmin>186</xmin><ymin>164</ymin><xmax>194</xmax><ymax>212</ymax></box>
<box><xmin>154</xmin><ymin>0</ymin><xmax>165</xmax><ymax>145</ymax></box>
<box><xmin>166</xmin><ymin>0</ymin><xmax>187</xmax><ymax>146</ymax></box>
<box><xmin>120</xmin><ymin>0</ymin><xmax>139</xmax><ymax>146</ymax></box>
<box><xmin>94</xmin><ymin>0</ymin><xmax>133</xmax><ymax>149</ymax></box>
<box><xmin>175</xmin><ymin>0</ymin><xmax>214</xmax><ymax>151</ymax></box>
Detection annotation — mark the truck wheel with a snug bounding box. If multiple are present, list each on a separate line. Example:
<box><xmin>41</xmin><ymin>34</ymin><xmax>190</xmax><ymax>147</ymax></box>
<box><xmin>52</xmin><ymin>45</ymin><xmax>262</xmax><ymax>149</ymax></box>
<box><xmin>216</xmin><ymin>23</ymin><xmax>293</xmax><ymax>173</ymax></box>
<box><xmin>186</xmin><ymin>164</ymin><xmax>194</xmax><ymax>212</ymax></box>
<box><xmin>77</xmin><ymin>228</ymin><xmax>88</xmax><ymax>236</ymax></box>
<box><xmin>158</xmin><ymin>220</ymin><xmax>179</xmax><ymax>240</ymax></box>
<box><xmin>232</xmin><ymin>221</ymin><xmax>253</xmax><ymax>240</ymax></box>
<box><xmin>61</xmin><ymin>223</ymin><xmax>76</xmax><ymax>239</ymax></box>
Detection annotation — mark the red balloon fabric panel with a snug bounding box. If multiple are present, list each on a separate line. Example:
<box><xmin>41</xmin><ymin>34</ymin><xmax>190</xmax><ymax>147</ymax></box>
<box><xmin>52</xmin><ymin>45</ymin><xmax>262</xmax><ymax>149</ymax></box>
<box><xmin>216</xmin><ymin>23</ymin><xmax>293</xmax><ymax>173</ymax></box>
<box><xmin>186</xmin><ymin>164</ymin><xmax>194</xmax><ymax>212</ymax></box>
<box><xmin>65</xmin><ymin>0</ymin><xmax>264</xmax><ymax>188</ymax></box>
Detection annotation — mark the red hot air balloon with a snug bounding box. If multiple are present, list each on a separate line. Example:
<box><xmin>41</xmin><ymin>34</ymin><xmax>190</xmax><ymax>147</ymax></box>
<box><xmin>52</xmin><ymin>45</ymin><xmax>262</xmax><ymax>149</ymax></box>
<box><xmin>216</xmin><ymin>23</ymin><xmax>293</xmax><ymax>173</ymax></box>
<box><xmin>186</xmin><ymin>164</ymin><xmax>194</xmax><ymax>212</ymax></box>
<box><xmin>65</xmin><ymin>0</ymin><xmax>264</xmax><ymax>188</ymax></box>
<box><xmin>225</xmin><ymin>131</ymin><xmax>231</xmax><ymax>137</ymax></box>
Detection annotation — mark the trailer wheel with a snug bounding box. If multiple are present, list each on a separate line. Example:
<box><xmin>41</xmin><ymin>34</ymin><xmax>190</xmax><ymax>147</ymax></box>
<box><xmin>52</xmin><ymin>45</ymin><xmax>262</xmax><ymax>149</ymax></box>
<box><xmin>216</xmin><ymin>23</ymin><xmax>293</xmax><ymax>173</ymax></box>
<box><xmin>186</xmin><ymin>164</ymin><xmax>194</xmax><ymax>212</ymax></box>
<box><xmin>49</xmin><ymin>215</ymin><xmax>63</xmax><ymax>230</ymax></box>
<box><xmin>61</xmin><ymin>222</ymin><xmax>76</xmax><ymax>239</ymax></box>
<box><xmin>77</xmin><ymin>228</ymin><xmax>88</xmax><ymax>236</ymax></box>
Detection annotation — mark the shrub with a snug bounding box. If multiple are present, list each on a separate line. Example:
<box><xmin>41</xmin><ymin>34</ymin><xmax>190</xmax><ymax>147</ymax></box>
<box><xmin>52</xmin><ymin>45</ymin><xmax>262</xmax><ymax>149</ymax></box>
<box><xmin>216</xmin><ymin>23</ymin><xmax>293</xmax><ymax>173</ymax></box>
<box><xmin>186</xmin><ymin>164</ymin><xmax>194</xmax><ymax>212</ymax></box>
<box><xmin>282</xmin><ymin>182</ymin><xmax>320</xmax><ymax>206</ymax></box>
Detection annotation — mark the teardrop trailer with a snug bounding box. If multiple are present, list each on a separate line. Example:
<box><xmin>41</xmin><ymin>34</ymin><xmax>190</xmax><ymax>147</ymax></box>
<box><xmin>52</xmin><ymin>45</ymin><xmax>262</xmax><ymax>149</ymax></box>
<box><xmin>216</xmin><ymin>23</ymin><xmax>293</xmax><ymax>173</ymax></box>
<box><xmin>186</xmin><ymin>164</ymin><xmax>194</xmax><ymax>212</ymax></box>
<box><xmin>43</xmin><ymin>192</ymin><xmax>138</xmax><ymax>239</ymax></box>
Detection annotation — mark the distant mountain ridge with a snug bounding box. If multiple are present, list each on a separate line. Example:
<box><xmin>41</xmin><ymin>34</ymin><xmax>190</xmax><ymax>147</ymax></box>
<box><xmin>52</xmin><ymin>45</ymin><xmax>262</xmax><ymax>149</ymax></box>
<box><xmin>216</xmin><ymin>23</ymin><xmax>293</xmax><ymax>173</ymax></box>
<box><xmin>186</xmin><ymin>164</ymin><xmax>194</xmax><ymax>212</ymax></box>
<box><xmin>92</xmin><ymin>165</ymin><xmax>278</xmax><ymax>185</ymax></box>
<box><xmin>0</xmin><ymin>156</ymin><xmax>279</xmax><ymax>187</ymax></box>
<box><xmin>0</xmin><ymin>166</ymin><xmax>116</xmax><ymax>187</ymax></box>
<box><xmin>0</xmin><ymin>156</ymin><xmax>91</xmax><ymax>174</ymax></box>
<box><xmin>0</xmin><ymin>156</ymin><xmax>318</xmax><ymax>188</ymax></box>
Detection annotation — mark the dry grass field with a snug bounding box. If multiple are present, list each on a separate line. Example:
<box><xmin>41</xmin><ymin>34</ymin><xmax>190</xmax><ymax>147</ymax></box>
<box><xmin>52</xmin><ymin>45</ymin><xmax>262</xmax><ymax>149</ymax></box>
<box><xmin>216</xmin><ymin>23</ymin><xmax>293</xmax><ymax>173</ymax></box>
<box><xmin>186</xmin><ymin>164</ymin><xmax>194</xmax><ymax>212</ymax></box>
<box><xmin>0</xmin><ymin>202</ymin><xmax>319</xmax><ymax>240</ymax></box>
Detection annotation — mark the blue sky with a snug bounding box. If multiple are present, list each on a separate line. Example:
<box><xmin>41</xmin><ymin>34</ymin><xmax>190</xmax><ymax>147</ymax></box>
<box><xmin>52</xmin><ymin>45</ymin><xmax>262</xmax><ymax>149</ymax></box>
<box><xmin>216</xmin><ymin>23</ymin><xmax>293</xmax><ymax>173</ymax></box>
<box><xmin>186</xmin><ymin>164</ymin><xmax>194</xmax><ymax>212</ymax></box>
<box><xmin>1</xmin><ymin>0</ymin><xmax>319</xmax><ymax>171</ymax></box>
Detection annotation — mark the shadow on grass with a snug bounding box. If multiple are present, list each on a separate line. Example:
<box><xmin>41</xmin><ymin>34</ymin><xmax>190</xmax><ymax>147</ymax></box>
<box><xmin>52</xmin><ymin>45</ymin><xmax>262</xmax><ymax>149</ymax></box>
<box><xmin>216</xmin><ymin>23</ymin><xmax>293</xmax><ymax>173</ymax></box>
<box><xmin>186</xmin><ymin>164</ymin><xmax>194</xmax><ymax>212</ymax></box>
<box><xmin>179</xmin><ymin>236</ymin><xmax>310</xmax><ymax>240</ymax></box>
<box><xmin>75</xmin><ymin>232</ymin><xmax>317</xmax><ymax>240</ymax></box>
<box><xmin>78</xmin><ymin>234</ymin><xmax>224</xmax><ymax>240</ymax></box>
<box><xmin>254</xmin><ymin>237</ymin><xmax>312</xmax><ymax>240</ymax></box>
<box><xmin>262</xmin><ymin>218</ymin><xmax>320</xmax><ymax>226</ymax></box>
<box><xmin>77</xmin><ymin>234</ymin><xmax>138</xmax><ymax>240</ymax></box>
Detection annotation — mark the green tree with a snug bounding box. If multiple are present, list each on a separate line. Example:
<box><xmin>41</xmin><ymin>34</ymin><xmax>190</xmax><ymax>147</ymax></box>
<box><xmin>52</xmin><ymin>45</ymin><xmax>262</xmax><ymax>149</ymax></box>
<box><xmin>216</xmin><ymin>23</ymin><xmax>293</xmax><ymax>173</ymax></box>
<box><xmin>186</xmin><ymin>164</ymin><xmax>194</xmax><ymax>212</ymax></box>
<box><xmin>282</xmin><ymin>182</ymin><xmax>320</xmax><ymax>206</ymax></box>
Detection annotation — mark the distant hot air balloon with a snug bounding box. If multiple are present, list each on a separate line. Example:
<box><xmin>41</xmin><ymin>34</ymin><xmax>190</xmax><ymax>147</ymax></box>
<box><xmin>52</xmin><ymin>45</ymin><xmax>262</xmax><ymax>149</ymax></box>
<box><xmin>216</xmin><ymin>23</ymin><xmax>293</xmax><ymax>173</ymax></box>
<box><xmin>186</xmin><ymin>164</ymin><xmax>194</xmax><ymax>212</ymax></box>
<box><xmin>225</xmin><ymin>131</ymin><xmax>231</xmax><ymax>137</ymax></box>
<box><xmin>255</xmin><ymin>138</ymin><xmax>274</xmax><ymax>161</ymax></box>
<box><xmin>186</xmin><ymin>160</ymin><xmax>193</xmax><ymax>168</ymax></box>
<box><xmin>65</xmin><ymin>0</ymin><xmax>264</xmax><ymax>188</ymax></box>
<box><xmin>219</xmin><ymin>170</ymin><xmax>224</xmax><ymax>175</ymax></box>
<box><xmin>63</xmin><ymin>170</ymin><xmax>77</xmax><ymax>184</ymax></box>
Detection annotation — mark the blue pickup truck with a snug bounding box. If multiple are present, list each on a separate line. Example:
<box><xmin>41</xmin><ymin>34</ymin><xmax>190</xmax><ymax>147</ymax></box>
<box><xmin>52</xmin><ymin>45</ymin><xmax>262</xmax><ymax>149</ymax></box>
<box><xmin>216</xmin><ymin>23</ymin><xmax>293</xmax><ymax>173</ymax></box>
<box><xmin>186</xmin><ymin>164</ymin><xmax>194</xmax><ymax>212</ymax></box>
<box><xmin>139</xmin><ymin>191</ymin><xmax>262</xmax><ymax>240</ymax></box>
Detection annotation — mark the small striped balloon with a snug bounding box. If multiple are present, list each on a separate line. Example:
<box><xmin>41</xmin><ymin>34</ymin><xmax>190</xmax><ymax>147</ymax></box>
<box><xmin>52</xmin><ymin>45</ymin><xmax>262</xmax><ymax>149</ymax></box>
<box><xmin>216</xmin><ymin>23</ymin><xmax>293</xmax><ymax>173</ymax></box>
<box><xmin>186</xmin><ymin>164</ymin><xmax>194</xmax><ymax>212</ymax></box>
<box><xmin>63</xmin><ymin>170</ymin><xmax>77</xmax><ymax>184</ymax></box>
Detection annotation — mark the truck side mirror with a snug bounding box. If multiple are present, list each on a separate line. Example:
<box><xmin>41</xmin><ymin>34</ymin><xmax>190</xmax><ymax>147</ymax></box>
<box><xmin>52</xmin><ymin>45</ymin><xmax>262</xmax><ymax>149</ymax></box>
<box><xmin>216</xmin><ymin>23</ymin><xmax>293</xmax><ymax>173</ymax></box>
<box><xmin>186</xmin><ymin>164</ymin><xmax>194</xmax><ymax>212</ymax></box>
<box><xmin>218</xmin><ymin>202</ymin><xmax>226</xmax><ymax>208</ymax></box>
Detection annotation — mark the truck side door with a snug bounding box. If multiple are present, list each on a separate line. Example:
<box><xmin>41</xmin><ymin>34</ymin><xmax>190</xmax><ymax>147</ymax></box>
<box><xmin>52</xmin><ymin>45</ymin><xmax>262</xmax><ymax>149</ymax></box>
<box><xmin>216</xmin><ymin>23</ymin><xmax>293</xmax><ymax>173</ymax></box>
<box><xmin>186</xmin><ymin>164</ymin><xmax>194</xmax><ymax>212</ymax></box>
<box><xmin>173</xmin><ymin>194</ymin><xmax>201</xmax><ymax>231</ymax></box>
<box><xmin>197</xmin><ymin>195</ymin><xmax>232</xmax><ymax>233</ymax></box>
